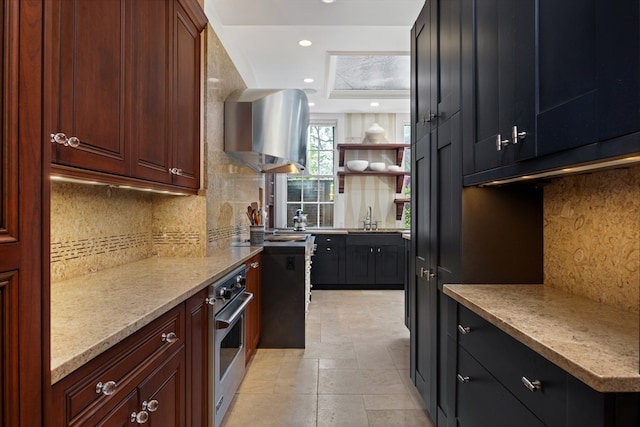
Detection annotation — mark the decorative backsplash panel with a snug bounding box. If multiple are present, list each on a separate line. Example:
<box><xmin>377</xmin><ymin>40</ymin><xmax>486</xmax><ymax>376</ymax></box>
<box><xmin>50</xmin><ymin>182</ymin><xmax>154</xmax><ymax>281</ymax></box>
<box><xmin>544</xmin><ymin>165</ymin><xmax>640</xmax><ymax>312</ymax></box>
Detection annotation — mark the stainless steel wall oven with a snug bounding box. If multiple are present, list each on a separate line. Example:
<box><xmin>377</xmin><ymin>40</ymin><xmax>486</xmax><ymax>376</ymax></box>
<box><xmin>208</xmin><ymin>265</ymin><xmax>253</xmax><ymax>427</ymax></box>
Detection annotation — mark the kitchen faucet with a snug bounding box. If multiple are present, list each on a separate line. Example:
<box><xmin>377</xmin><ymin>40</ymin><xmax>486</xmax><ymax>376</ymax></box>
<box><xmin>364</xmin><ymin>206</ymin><xmax>376</xmax><ymax>231</ymax></box>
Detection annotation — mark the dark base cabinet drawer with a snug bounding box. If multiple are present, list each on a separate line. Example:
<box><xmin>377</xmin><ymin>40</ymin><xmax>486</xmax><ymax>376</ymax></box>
<box><xmin>457</xmin><ymin>305</ymin><xmax>567</xmax><ymax>426</ymax></box>
<box><xmin>457</xmin><ymin>346</ymin><xmax>545</xmax><ymax>427</ymax></box>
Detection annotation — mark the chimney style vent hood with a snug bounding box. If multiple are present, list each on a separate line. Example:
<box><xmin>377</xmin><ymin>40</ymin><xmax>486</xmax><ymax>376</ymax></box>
<box><xmin>224</xmin><ymin>89</ymin><xmax>309</xmax><ymax>173</ymax></box>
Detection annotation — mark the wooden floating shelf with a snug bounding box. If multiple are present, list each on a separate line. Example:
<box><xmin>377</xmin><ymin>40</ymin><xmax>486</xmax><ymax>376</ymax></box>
<box><xmin>394</xmin><ymin>198</ymin><xmax>410</xmax><ymax>220</ymax></box>
<box><xmin>337</xmin><ymin>143</ymin><xmax>410</xmax><ymax>167</ymax></box>
<box><xmin>337</xmin><ymin>171</ymin><xmax>408</xmax><ymax>194</ymax></box>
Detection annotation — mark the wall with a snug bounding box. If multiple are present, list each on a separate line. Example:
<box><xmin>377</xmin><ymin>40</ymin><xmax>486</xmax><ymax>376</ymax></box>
<box><xmin>544</xmin><ymin>165</ymin><xmax>640</xmax><ymax>313</ymax></box>
<box><xmin>50</xmin><ymin>23</ymin><xmax>261</xmax><ymax>281</ymax></box>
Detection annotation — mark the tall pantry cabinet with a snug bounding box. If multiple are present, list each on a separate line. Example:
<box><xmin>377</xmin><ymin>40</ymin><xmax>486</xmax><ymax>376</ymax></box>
<box><xmin>0</xmin><ymin>1</ymin><xmax>47</xmax><ymax>425</ymax></box>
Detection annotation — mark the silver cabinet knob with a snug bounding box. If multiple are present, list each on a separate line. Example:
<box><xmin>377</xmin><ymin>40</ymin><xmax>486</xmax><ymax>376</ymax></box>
<box><xmin>251</xmin><ymin>262</ymin><xmax>260</xmax><ymax>269</ymax></box>
<box><xmin>457</xmin><ymin>325</ymin><xmax>471</xmax><ymax>334</ymax></box>
<box><xmin>205</xmin><ymin>297</ymin><xmax>216</xmax><ymax>305</ymax></box>
<box><xmin>496</xmin><ymin>134</ymin><xmax>510</xmax><ymax>151</ymax></box>
<box><xmin>95</xmin><ymin>380</ymin><xmax>117</xmax><ymax>395</ymax></box>
<box><xmin>521</xmin><ymin>376</ymin><xmax>542</xmax><ymax>392</ymax></box>
<box><xmin>161</xmin><ymin>332</ymin><xmax>178</xmax><ymax>343</ymax></box>
<box><xmin>512</xmin><ymin>125</ymin><xmax>527</xmax><ymax>143</ymax></box>
<box><xmin>168</xmin><ymin>167</ymin><xmax>183</xmax><ymax>175</ymax></box>
<box><xmin>457</xmin><ymin>374</ymin><xmax>471</xmax><ymax>383</ymax></box>
<box><xmin>50</xmin><ymin>132</ymin><xmax>81</xmax><ymax>148</ymax></box>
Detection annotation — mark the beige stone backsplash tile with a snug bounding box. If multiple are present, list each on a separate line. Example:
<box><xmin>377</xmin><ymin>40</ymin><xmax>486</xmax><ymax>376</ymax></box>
<box><xmin>544</xmin><ymin>166</ymin><xmax>640</xmax><ymax>312</ymax></box>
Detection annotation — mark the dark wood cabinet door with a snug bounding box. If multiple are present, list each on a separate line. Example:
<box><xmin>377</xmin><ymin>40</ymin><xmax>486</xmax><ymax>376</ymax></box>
<box><xmin>50</xmin><ymin>0</ymin><xmax>130</xmax><ymax>175</ymax></box>
<box><xmin>170</xmin><ymin>0</ymin><xmax>204</xmax><ymax>189</ymax></box>
<box><xmin>186</xmin><ymin>289</ymin><xmax>209</xmax><ymax>427</ymax></box>
<box><xmin>0</xmin><ymin>2</ymin><xmax>45</xmax><ymax>425</ymax></box>
<box><xmin>138</xmin><ymin>347</ymin><xmax>186</xmax><ymax>427</ymax></box>
<box><xmin>80</xmin><ymin>390</ymin><xmax>139</xmax><ymax>427</ymax></box>
<box><xmin>245</xmin><ymin>254</ymin><xmax>262</xmax><ymax>364</ymax></box>
<box><xmin>130</xmin><ymin>0</ymin><xmax>173</xmax><ymax>184</ymax></box>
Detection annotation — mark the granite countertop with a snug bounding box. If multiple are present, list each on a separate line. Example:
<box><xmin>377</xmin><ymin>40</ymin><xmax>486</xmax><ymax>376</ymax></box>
<box><xmin>50</xmin><ymin>246</ymin><xmax>262</xmax><ymax>384</ymax></box>
<box><xmin>443</xmin><ymin>284</ymin><xmax>640</xmax><ymax>392</ymax></box>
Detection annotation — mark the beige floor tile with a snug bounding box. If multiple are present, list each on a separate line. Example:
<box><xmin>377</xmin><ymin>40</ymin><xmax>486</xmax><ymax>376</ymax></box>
<box><xmin>366</xmin><ymin>409</ymin><xmax>435</xmax><ymax>427</ymax></box>
<box><xmin>317</xmin><ymin>394</ymin><xmax>369</xmax><ymax>427</ymax></box>
<box><xmin>274</xmin><ymin>358</ymin><xmax>319</xmax><ymax>394</ymax></box>
<box><xmin>319</xmin><ymin>358</ymin><xmax>358</xmax><ymax>369</ymax></box>
<box><xmin>363</xmin><ymin>394</ymin><xmax>417</xmax><ymax>410</ymax></box>
<box><xmin>354</xmin><ymin>343</ymin><xmax>396</xmax><ymax>369</ymax></box>
<box><xmin>318</xmin><ymin>368</ymin><xmax>407</xmax><ymax>395</ymax></box>
<box><xmin>220</xmin><ymin>393</ymin><xmax>317</xmax><ymax>427</ymax></box>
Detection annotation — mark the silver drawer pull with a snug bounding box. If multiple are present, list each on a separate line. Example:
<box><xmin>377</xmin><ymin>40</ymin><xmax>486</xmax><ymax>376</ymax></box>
<box><xmin>95</xmin><ymin>380</ymin><xmax>117</xmax><ymax>395</ymax></box>
<box><xmin>521</xmin><ymin>376</ymin><xmax>542</xmax><ymax>392</ymax></box>
<box><xmin>457</xmin><ymin>374</ymin><xmax>470</xmax><ymax>383</ymax></box>
<box><xmin>457</xmin><ymin>325</ymin><xmax>471</xmax><ymax>334</ymax></box>
<box><xmin>161</xmin><ymin>332</ymin><xmax>178</xmax><ymax>343</ymax></box>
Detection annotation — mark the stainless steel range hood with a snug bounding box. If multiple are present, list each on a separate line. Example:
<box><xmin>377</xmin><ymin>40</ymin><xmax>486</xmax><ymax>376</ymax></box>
<box><xmin>224</xmin><ymin>89</ymin><xmax>309</xmax><ymax>173</ymax></box>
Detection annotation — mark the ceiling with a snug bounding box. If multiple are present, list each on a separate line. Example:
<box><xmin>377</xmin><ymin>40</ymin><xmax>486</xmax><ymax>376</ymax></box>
<box><xmin>203</xmin><ymin>0</ymin><xmax>424</xmax><ymax>114</ymax></box>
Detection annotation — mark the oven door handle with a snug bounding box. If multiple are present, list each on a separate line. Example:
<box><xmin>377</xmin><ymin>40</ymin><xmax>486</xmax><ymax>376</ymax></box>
<box><xmin>215</xmin><ymin>292</ymin><xmax>254</xmax><ymax>329</ymax></box>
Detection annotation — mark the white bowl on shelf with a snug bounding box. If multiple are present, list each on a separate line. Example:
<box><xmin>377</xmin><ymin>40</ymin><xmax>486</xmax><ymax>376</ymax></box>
<box><xmin>387</xmin><ymin>165</ymin><xmax>402</xmax><ymax>172</ymax></box>
<box><xmin>346</xmin><ymin>160</ymin><xmax>369</xmax><ymax>171</ymax></box>
<box><xmin>369</xmin><ymin>162</ymin><xmax>386</xmax><ymax>171</ymax></box>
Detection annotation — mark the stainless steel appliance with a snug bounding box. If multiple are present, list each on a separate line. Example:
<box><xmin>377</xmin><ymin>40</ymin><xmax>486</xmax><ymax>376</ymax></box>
<box><xmin>293</xmin><ymin>209</ymin><xmax>307</xmax><ymax>231</ymax></box>
<box><xmin>208</xmin><ymin>265</ymin><xmax>253</xmax><ymax>427</ymax></box>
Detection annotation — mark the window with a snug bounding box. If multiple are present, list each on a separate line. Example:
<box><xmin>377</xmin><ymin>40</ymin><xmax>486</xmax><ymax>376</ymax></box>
<box><xmin>286</xmin><ymin>124</ymin><xmax>335</xmax><ymax>227</ymax></box>
<box><xmin>402</xmin><ymin>124</ymin><xmax>411</xmax><ymax>228</ymax></box>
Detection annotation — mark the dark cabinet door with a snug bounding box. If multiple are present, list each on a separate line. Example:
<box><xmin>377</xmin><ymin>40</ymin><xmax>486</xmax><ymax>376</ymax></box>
<box><xmin>185</xmin><ymin>289</ymin><xmax>209</xmax><ymax>427</ymax></box>
<box><xmin>311</xmin><ymin>246</ymin><xmax>345</xmax><ymax>285</ymax></box>
<box><xmin>375</xmin><ymin>244</ymin><xmax>405</xmax><ymax>285</ymax></box>
<box><xmin>137</xmin><ymin>347</ymin><xmax>186</xmax><ymax>427</ymax></box>
<box><xmin>1</xmin><ymin>2</ymin><xmax>45</xmax><ymax>425</ymax></box>
<box><xmin>438</xmin><ymin>0</ymin><xmax>462</xmax><ymax>122</ymax></box>
<box><xmin>51</xmin><ymin>0</ymin><xmax>130</xmax><ymax>175</ymax></box>
<box><xmin>411</xmin><ymin>131</ymin><xmax>438</xmax><ymax>417</ymax></box>
<box><xmin>130</xmin><ymin>0</ymin><xmax>172</xmax><ymax>184</ymax></box>
<box><xmin>472</xmin><ymin>0</ymin><xmax>536</xmax><ymax>172</ymax></box>
<box><xmin>413</xmin><ymin>0</ymin><xmax>438</xmax><ymax>142</ymax></box>
<box><xmin>537</xmin><ymin>0</ymin><xmax>639</xmax><ymax>156</ymax></box>
<box><xmin>457</xmin><ymin>347</ymin><xmax>545</xmax><ymax>427</ymax></box>
<box><xmin>346</xmin><ymin>244</ymin><xmax>375</xmax><ymax>285</ymax></box>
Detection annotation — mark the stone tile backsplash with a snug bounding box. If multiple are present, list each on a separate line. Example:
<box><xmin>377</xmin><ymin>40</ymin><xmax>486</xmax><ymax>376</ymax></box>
<box><xmin>544</xmin><ymin>165</ymin><xmax>640</xmax><ymax>312</ymax></box>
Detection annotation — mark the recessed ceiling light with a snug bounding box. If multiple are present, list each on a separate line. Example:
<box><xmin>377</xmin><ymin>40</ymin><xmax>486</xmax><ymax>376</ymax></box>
<box><xmin>304</xmin><ymin>78</ymin><xmax>314</xmax><ymax>83</ymax></box>
<box><xmin>308</xmin><ymin>102</ymin><xmax>315</xmax><ymax>107</ymax></box>
<box><xmin>321</xmin><ymin>0</ymin><xmax>336</xmax><ymax>3</ymax></box>
<box><xmin>298</xmin><ymin>39</ymin><xmax>312</xmax><ymax>47</ymax></box>
<box><xmin>370</xmin><ymin>102</ymin><xmax>380</xmax><ymax>107</ymax></box>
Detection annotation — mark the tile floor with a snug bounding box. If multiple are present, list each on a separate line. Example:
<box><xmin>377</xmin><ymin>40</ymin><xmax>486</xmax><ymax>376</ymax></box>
<box><xmin>221</xmin><ymin>290</ymin><xmax>435</xmax><ymax>427</ymax></box>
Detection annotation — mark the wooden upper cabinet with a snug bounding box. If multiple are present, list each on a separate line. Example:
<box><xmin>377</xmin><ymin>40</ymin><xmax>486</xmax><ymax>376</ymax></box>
<box><xmin>47</xmin><ymin>0</ymin><xmax>207</xmax><ymax>191</ymax></box>
<box><xmin>50</xmin><ymin>0</ymin><xmax>129</xmax><ymax>175</ymax></box>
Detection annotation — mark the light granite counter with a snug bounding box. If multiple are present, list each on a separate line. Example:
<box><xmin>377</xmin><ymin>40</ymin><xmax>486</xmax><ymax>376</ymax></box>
<box><xmin>443</xmin><ymin>284</ymin><xmax>640</xmax><ymax>392</ymax></box>
<box><xmin>50</xmin><ymin>246</ymin><xmax>262</xmax><ymax>384</ymax></box>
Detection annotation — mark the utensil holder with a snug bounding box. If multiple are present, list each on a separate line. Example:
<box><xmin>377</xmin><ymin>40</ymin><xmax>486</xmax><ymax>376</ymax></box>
<box><xmin>249</xmin><ymin>225</ymin><xmax>265</xmax><ymax>245</ymax></box>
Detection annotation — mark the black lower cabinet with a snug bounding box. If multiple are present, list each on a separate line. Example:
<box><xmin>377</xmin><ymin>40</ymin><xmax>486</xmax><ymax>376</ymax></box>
<box><xmin>310</xmin><ymin>234</ymin><xmax>346</xmax><ymax>288</ymax></box>
<box><xmin>455</xmin><ymin>303</ymin><xmax>640</xmax><ymax>427</ymax></box>
<box><xmin>457</xmin><ymin>346</ymin><xmax>544</xmax><ymax>427</ymax></box>
<box><xmin>345</xmin><ymin>233</ymin><xmax>405</xmax><ymax>289</ymax></box>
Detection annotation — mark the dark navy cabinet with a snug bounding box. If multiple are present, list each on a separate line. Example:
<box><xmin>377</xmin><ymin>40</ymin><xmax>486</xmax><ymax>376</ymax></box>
<box><xmin>310</xmin><ymin>234</ymin><xmax>346</xmax><ymax>288</ymax></box>
<box><xmin>345</xmin><ymin>233</ymin><xmax>405</xmax><ymax>289</ymax></box>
